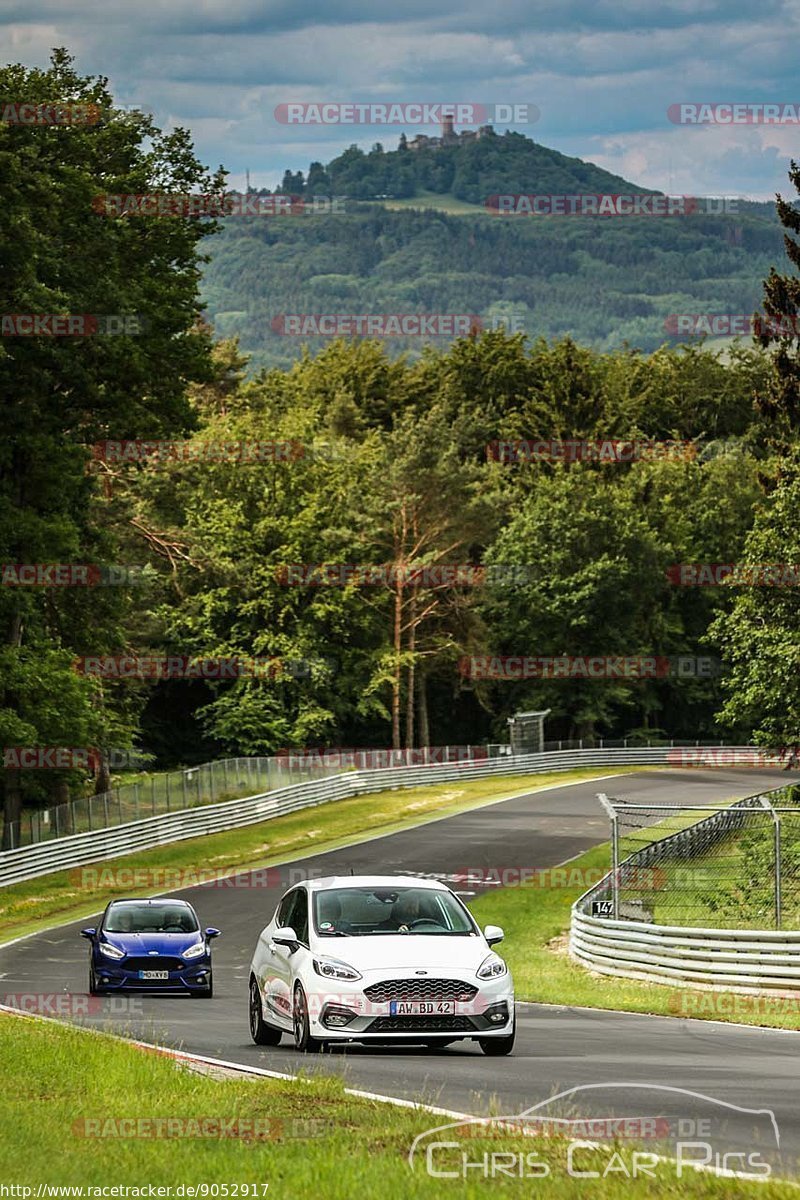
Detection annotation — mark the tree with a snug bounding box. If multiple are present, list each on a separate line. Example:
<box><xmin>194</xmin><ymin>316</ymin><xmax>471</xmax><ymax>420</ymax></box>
<box><xmin>754</xmin><ymin>160</ymin><xmax>800</xmax><ymax>439</ymax></box>
<box><xmin>713</xmin><ymin>460</ymin><xmax>800</xmax><ymax>749</ymax></box>
<box><xmin>0</xmin><ymin>50</ymin><xmax>223</xmax><ymax>844</ymax></box>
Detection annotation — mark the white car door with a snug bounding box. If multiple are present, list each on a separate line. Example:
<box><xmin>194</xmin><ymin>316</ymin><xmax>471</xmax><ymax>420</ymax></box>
<box><xmin>256</xmin><ymin>891</ymin><xmax>295</xmax><ymax>1028</ymax></box>
<box><xmin>268</xmin><ymin>888</ymin><xmax>309</xmax><ymax>1026</ymax></box>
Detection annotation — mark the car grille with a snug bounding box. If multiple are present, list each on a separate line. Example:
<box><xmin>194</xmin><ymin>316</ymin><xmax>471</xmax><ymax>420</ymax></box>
<box><xmin>123</xmin><ymin>957</ymin><xmax>185</xmax><ymax>973</ymax></box>
<box><xmin>363</xmin><ymin>978</ymin><xmax>478</xmax><ymax>1003</ymax></box>
<box><xmin>367</xmin><ymin>1015</ymin><xmax>475</xmax><ymax>1033</ymax></box>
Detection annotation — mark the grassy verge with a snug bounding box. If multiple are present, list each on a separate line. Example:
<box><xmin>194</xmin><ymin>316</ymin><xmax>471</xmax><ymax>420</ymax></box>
<box><xmin>469</xmin><ymin>844</ymin><xmax>800</xmax><ymax>1031</ymax></box>
<box><xmin>0</xmin><ymin>1013</ymin><xmax>794</xmax><ymax>1195</ymax></box>
<box><xmin>0</xmin><ymin>768</ymin><xmax>642</xmax><ymax>943</ymax></box>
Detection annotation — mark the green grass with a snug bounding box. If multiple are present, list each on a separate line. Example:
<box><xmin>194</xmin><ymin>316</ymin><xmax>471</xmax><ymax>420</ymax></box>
<box><xmin>378</xmin><ymin>190</ymin><xmax>487</xmax><ymax>214</ymax></box>
<box><xmin>0</xmin><ymin>768</ymin><xmax>643</xmax><ymax>942</ymax></box>
<box><xmin>469</xmin><ymin>844</ymin><xmax>800</xmax><ymax>1031</ymax></box>
<box><xmin>0</xmin><ymin>1014</ymin><xmax>795</xmax><ymax>1194</ymax></box>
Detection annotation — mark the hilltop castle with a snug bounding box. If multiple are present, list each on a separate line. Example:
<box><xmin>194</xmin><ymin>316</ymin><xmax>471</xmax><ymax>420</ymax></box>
<box><xmin>406</xmin><ymin>116</ymin><xmax>494</xmax><ymax>151</ymax></box>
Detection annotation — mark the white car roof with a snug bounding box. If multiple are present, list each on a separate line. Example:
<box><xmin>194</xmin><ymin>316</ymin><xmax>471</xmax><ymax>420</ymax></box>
<box><xmin>306</xmin><ymin>875</ymin><xmax>449</xmax><ymax>893</ymax></box>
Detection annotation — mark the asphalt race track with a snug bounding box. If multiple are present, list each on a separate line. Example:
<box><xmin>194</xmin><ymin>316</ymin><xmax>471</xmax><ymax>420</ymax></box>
<box><xmin>3</xmin><ymin>767</ymin><xmax>800</xmax><ymax>1175</ymax></box>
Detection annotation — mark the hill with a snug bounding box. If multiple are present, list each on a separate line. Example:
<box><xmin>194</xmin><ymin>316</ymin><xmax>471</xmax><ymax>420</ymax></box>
<box><xmin>201</xmin><ymin>131</ymin><xmax>783</xmax><ymax>370</ymax></box>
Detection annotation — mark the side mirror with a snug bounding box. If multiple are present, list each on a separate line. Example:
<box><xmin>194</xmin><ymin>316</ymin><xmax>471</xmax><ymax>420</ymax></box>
<box><xmin>205</xmin><ymin>927</ymin><xmax>221</xmax><ymax>939</ymax></box>
<box><xmin>80</xmin><ymin>928</ymin><xmax>96</xmax><ymax>940</ymax></box>
<box><xmin>273</xmin><ymin>926</ymin><xmax>299</xmax><ymax>950</ymax></box>
<box><xmin>484</xmin><ymin>924</ymin><xmax>504</xmax><ymax>947</ymax></box>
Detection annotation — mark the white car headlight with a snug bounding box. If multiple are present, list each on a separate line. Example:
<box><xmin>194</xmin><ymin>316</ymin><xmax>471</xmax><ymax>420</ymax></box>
<box><xmin>182</xmin><ymin>941</ymin><xmax>207</xmax><ymax>959</ymax></box>
<box><xmin>99</xmin><ymin>942</ymin><xmax>125</xmax><ymax>960</ymax></box>
<box><xmin>477</xmin><ymin>954</ymin><xmax>507</xmax><ymax>980</ymax></box>
<box><xmin>313</xmin><ymin>956</ymin><xmax>362</xmax><ymax>981</ymax></box>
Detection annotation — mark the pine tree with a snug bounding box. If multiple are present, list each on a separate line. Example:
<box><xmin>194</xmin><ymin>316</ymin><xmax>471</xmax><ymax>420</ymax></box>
<box><xmin>755</xmin><ymin>160</ymin><xmax>800</xmax><ymax>439</ymax></box>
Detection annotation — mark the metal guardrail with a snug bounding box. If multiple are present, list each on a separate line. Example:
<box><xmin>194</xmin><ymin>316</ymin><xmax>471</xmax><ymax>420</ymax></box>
<box><xmin>571</xmin><ymin>782</ymin><xmax>800</xmax><ymax>994</ymax></box>
<box><xmin>0</xmin><ymin>744</ymin><xmax>772</xmax><ymax>889</ymax></box>
<box><xmin>4</xmin><ymin>746</ymin><xmax>490</xmax><ymax>849</ymax></box>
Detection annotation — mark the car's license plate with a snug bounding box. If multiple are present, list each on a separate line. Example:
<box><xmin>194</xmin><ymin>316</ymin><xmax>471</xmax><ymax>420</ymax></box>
<box><xmin>389</xmin><ymin>1000</ymin><xmax>455</xmax><ymax>1015</ymax></box>
<box><xmin>139</xmin><ymin>970</ymin><xmax>169</xmax><ymax>980</ymax></box>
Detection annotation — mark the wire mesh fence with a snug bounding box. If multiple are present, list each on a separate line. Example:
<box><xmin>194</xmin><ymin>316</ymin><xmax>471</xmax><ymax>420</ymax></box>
<box><xmin>6</xmin><ymin>745</ymin><xmax>487</xmax><ymax>849</ymax></box>
<box><xmin>601</xmin><ymin>783</ymin><xmax>800</xmax><ymax>929</ymax></box>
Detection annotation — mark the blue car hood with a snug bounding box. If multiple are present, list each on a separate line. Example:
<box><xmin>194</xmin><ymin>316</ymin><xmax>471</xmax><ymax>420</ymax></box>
<box><xmin>100</xmin><ymin>932</ymin><xmax>203</xmax><ymax>956</ymax></box>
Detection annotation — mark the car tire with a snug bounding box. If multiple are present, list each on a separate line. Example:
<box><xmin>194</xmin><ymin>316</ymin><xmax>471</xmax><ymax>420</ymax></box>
<box><xmin>249</xmin><ymin>977</ymin><xmax>282</xmax><ymax>1045</ymax></box>
<box><xmin>293</xmin><ymin>984</ymin><xmax>324</xmax><ymax>1054</ymax></box>
<box><xmin>192</xmin><ymin>975</ymin><xmax>213</xmax><ymax>999</ymax></box>
<box><xmin>89</xmin><ymin>967</ymin><xmax>103</xmax><ymax>996</ymax></box>
<box><xmin>479</xmin><ymin>1020</ymin><xmax>516</xmax><ymax>1057</ymax></box>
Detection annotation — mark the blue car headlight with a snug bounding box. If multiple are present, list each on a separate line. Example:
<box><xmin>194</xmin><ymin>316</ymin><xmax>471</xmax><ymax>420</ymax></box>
<box><xmin>182</xmin><ymin>942</ymin><xmax>207</xmax><ymax>960</ymax></box>
<box><xmin>99</xmin><ymin>942</ymin><xmax>125</xmax><ymax>960</ymax></box>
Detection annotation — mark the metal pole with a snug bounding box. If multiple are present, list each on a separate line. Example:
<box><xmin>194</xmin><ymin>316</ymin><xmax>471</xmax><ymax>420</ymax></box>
<box><xmin>597</xmin><ymin>793</ymin><xmax>620</xmax><ymax>920</ymax></box>
<box><xmin>775</xmin><ymin>811</ymin><xmax>782</xmax><ymax>930</ymax></box>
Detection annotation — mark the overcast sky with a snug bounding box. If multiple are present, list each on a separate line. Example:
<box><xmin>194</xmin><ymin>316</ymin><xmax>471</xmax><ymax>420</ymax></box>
<box><xmin>4</xmin><ymin>0</ymin><xmax>799</xmax><ymax>199</ymax></box>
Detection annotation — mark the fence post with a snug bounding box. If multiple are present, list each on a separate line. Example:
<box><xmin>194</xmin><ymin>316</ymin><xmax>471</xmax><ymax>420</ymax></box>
<box><xmin>759</xmin><ymin>795</ymin><xmax>781</xmax><ymax>930</ymax></box>
<box><xmin>182</xmin><ymin>770</ymin><xmax>187</xmax><ymax>808</ymax></box>
<box><xmin>775</xmin><ymin>811</ymin><xmax>782</xmax><ymax>930</ymax></box>
<box><xmin>597</xmin><ymin>793</ymin><xmax>619</xmax><ymax>919</ymax></box>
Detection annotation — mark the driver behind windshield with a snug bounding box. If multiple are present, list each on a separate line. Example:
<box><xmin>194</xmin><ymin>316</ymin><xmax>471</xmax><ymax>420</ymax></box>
<box><xmin>389</xmin><ymin>891</ymin><xmax>439</xmax><ymax>931</ymax></box>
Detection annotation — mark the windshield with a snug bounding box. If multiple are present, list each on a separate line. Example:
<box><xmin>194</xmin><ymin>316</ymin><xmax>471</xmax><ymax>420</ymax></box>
<box><xmin>104</xmin><ymin>903</ymin><xmax>199</xmax><ymax>934</ymax></box>
<box><xmin>313</xmin><ymin>886</ymin><xmax>476</xmax><ymax>937</ymax></box>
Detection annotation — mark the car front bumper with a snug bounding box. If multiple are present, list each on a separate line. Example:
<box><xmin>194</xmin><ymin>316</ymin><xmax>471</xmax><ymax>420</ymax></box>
<box><xmin>93</xmin><ymin>958</ymin><xmax>212</xmax><ymax>992</ymax></box>
<box><xmin>305</xmin><ymin>970</ymin><xmax>514</xmax><ymax>1042</ymax></box>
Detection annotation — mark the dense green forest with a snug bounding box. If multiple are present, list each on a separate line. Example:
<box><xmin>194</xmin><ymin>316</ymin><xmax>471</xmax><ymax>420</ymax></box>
<box><xmin>203</xmin><ymin>133</ymin><xmax>783</xmax><ymax>369</ymax></box>
<box><xmin>2</xmin><ymin>54</ymin><xmax>800</xmax><ymax>843</ymax></box>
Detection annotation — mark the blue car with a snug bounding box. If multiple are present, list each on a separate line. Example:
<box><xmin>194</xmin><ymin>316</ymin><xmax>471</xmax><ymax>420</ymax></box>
<box><xmin>81</xmin><ymin>898</ymin><xmax>220</xmax><ymax>997</ymax></box>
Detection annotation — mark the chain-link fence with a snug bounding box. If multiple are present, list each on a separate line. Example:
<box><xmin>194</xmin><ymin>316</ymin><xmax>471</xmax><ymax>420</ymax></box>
<box><xmin>5</xmin><ymin>746</ymin><xmax>487</xmax><ymax>849</ymax></box>
<box><xmin>598</xmin><ymin>783</ymin><xmax>800</xmax><ymax>929</ymax></box>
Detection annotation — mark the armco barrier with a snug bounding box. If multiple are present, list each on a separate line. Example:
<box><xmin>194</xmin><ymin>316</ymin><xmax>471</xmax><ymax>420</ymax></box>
<box><xmin>0</xmin><ymin>744</ymin><xmax>773</xmax><ymax>889</ymax></box>
<box><xmin>570</xmin><ymin>786</ymin><xmax>800</xmax><ymax>994</ymax></box>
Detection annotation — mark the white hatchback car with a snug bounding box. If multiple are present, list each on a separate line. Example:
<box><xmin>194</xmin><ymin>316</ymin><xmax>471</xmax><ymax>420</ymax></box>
<box><xmin>247</xmin><ymin>874</ymin><xmax>515</xmax><ymax>1055</ymax></box>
